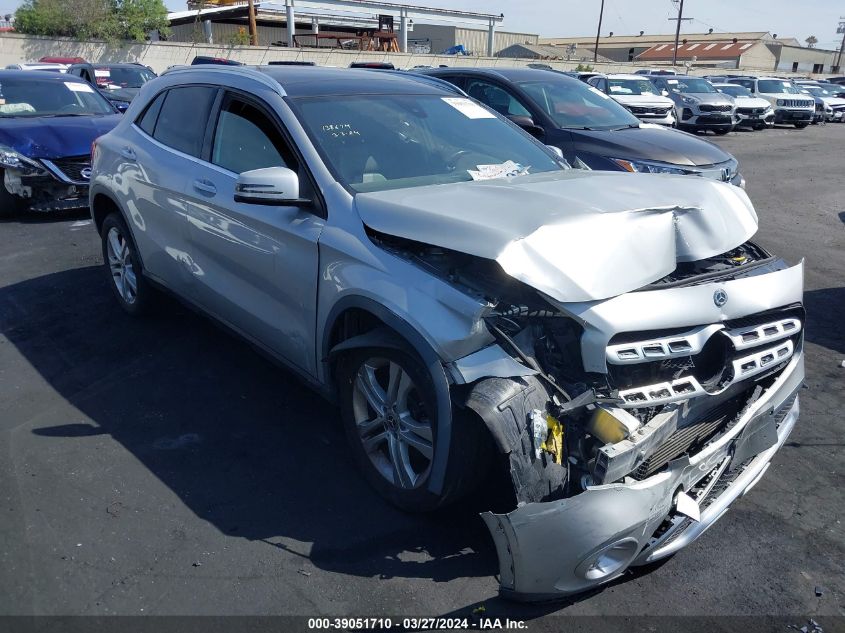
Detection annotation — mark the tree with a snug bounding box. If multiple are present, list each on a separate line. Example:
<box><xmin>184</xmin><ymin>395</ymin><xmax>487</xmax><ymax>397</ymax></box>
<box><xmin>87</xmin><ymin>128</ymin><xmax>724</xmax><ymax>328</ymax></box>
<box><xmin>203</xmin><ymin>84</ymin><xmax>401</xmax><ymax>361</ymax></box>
<box><xmin>14</xmin><ymin>0</ymin><xmax>170</xmax><ymax>41</ymax></box>
<box><xmin>805</xmin><ymin>35</ymin><xmax>818</xmax><ymax>48</ymax></box>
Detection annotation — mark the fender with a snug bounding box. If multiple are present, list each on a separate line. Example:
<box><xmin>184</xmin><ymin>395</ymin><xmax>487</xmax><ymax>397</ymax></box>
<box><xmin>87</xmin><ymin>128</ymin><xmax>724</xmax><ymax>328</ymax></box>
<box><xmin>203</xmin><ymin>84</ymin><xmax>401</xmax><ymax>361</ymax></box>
<box><xmin>323</xmin><ymin>295</ymin><xmax>453</xmax><ymax>495</ymax></box>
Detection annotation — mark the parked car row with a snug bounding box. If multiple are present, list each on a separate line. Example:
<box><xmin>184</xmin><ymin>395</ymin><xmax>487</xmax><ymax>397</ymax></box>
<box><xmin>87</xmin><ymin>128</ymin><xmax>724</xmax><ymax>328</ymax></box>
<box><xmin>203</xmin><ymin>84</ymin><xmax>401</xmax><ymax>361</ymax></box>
<box><xmin>82</xmin><ymin>65</ymin><xmax>805</xmax><ymax>603</ymax></box>
<box><xmin>0</xmin><ymin>64</ymin><xmax>746</xmax><ymax>216</ymax></box>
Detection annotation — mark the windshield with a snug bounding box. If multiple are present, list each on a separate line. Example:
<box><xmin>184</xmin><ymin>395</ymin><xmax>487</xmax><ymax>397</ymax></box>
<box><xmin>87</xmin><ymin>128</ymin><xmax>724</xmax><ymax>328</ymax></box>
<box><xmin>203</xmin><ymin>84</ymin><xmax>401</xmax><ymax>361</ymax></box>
<box><xmin>719</xmin><ymin>85</ymin><xmax>752</xmax><ymax>98</ymax></box>
<box><xmin>0</xmin><ymin>77</ymin><xmax>115</xmax><ymax>117</ymax></box>
<box><xmin>758</xmin><ymin>80</ymin><xmax>802</xmax><ymax>94</ymax></box>
<box><xmin>803</xmin><ymin>86</ymin><xmax>832</xmax><ymax>97</ymax></box>
<box><xmin>517</xmin><ymin>78</ymin><xmax>640</xmax><ymax>130</ymax></box>
<box><xmin>95</xmin><ymin>66</ymin><xmax>155</xmax><ymax>89</ymax></box>
<box><xmin>607</xmin><ymin>78</ymin><xmax>659</xmax><ymax>96</ymax></box>
<box><xmin>664</xmin><ymin>77</ymin><xmax>715</xmax><ymax>94</ymax></box>
<box><xmin>290</xmin><ymin>94</ymin><xmax>563</xmax><ymax>193</ymax></box>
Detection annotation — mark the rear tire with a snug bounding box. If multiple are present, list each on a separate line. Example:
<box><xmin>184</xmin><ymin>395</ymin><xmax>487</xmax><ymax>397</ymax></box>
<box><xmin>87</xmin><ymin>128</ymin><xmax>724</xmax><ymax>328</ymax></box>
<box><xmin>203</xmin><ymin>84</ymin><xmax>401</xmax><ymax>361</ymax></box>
<box><xmin>100</xmin><ymin>212</ymin><xmax>156</xmax><ymax>316</ymax></box>
<box><xmin>0</xmin><ymin>168</ymin><xmax>28</xmax><ymax>217</ymax></box>
<box><xmin>337</xmin><ymin>346</ymin><xmax>492</xmax><ymax>512</ymax></box>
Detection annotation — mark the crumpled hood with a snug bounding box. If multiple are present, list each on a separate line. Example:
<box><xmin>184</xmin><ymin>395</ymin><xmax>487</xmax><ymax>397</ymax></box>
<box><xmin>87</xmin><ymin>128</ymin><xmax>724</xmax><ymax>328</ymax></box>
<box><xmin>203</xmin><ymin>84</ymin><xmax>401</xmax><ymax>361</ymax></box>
<box><xmin>0</xmin><ymin>114</ymin><xmax>121</xmax><ymax>159</ymax></box>
<box><xmin>355</xmin><ymin>170</ymin><xmax>758</xmax><ymax>303</ymax></box>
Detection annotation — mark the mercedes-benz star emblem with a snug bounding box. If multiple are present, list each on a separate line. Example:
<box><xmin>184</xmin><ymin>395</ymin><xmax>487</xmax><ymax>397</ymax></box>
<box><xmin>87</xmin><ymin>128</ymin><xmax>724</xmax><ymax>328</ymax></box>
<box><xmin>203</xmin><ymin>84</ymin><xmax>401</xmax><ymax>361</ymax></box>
<box><xmin>80</xmin><ymin>167</ymin><xmax>92</xmax><ymax>180</ymax></box>
<box><xmin>713</xmin><ymin>289</ymin><xmax>729</xmax><ymax>307</ymax></box>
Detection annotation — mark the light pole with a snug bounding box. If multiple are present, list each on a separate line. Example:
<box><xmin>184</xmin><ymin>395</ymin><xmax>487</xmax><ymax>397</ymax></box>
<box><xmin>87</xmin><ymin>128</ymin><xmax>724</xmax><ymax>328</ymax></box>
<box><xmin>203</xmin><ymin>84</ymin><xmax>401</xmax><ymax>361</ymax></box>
<box><xmin>247</xmin><ymin>0</ymin><xmax>258</xmax><ymax>45</ymax></box>
<box><xmin>593</xmin><ymin>0</ymin><xmax>605</xmax><ymax>64</ymax></box>
<box><xmin>671</xmin><ymin>0</ymin><xmax>685</xmax><ymax>67</ymax></box>
<box><xmin>836</xmin><ymin>18</ymin><xmax>845</xmax><ymax>72</ymax></box>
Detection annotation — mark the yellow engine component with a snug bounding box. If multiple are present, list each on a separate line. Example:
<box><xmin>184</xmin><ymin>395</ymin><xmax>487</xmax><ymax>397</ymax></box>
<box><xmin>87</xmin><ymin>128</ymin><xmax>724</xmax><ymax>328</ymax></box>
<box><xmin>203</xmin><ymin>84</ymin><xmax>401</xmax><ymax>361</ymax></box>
<box><xmin>587</xmin><ymin>407</ymin><xmax>632</xmax><ymax>444</ymax></box>
<box><xmin>540</xmin><ymin>413</ymin><xmax>565</xmax><ymax>464</ymax></box>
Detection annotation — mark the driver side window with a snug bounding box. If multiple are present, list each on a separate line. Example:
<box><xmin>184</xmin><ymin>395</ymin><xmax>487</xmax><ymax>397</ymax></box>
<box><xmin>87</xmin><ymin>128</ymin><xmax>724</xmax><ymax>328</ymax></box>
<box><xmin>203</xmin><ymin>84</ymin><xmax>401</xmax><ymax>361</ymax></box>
<box><xmin>465</xmin><ymin>79</ymin><xmax>532</xmax><ymax>117</ymax></box>
<box><xmin>211</xmin><ymin>95</ymin><xmax>296</xmax><ymax>174</ymax></box>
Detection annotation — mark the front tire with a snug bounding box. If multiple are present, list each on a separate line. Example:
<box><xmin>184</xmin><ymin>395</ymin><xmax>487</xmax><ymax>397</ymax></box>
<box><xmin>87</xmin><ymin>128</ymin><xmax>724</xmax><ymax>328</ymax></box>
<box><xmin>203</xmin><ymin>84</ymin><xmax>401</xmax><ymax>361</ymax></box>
<box><xmin>794</xmin><ymin>122</ymin><xmax>809</xmax><ymax>129</ymax></box>
<box><xmin>713</xmin><ymin>127</ymin><xmax>731</xmax><ymax>135</ymax></box>
<box><xmin>101</xmin><ymin>213</ymin><xmax>155</xmax><ymax>316</ymax></box>
<box><xmin>337</xmin><ymin>346</ymin><xmax>492</xmax><ymax>512</ymax></box>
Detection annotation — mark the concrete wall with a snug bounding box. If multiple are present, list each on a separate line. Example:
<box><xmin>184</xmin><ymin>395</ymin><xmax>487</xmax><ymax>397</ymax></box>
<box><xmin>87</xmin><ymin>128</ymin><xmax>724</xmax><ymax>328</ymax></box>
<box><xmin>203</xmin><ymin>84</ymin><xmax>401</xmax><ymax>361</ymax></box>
<box><xmin>0</xmin><ymin>33</ymin><xmax>822</xmax><ymax>76</ymax></box>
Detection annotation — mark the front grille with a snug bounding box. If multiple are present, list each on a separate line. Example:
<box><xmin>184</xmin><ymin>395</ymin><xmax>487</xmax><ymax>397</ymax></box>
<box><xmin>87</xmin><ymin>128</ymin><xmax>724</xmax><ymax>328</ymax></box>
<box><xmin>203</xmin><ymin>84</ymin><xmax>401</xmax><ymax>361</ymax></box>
<box><xmin>48</xmin><ymin>156</ymin><xmax>91</xmax><ymax>183</ymax></box>
<box><xmin>696</xmin><ymin>115</ymin><xmax>733</xmax><ymax>124</ymax></box>
<box><xmin>832</xmin><ymin>105</ymin><xmax>845</xmax><ymax>112</ymax></box>
<box><xmin>630</xmin><ymin>105</ymin><xmax>672</xmax><ymax>115</ymax></box>
<box><xmin>699</xmin><ymin>104</ymin><xmax>732</xmax><ymax>112</ymax></box>
<box><xmin>737</xmin><ymin>107</ymin><xmax>765</xmax><ymax>115</ymax></box>
<box><xmin>780</xmin><ymin>99</ymin><xmax>814</xmax><ymax>108</ymax></box>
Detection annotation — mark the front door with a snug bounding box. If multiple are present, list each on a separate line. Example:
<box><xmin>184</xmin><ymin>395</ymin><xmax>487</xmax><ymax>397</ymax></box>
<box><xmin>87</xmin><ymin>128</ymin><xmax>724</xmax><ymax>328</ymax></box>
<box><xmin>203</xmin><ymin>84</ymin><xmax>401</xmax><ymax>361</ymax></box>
<box><xmin>184</xmin><ymin>92</ymin><xmax>324</xmax><ymax>376</ymax></box>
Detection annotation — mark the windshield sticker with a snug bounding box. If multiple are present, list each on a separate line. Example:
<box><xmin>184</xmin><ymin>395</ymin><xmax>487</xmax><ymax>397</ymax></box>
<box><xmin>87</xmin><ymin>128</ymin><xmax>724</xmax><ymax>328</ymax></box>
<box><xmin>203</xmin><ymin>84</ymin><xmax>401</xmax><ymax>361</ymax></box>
<box><xmin>782</xmin><ymin>81</ymin><xmax>791</xmax><ymax>87</ymax></box>
<box><xmin>65</xmin><ymin>82</ymin><xmax>95</xmax><ymax>93</ymax></box>
<box><xmin>468</xmin><ymin>160</ymin><xmax>528</xmax><ymax>181</ymax></box>
<box><xmin>94</xmin><ymin>69</ymin><xmax>111</xmax><ymax>77</ymax></box>
<box><xmin>320</xmin><ymin>123</ymin><xmax>361</xmax><ymax>138</ymax></box>
<box><xmin>589</xmin><ymin>86</ymin><xmax>610</xmax><ymax>99</ymax></box>
<box><xmin>441</xmin><ymin>97</ymin><xmax>496</xmax><ymax>119</ymax></box>
<box><xmin>667</xmin><ymin>79</ymin><xmax>679</xmax><ymax>84</ymax></box>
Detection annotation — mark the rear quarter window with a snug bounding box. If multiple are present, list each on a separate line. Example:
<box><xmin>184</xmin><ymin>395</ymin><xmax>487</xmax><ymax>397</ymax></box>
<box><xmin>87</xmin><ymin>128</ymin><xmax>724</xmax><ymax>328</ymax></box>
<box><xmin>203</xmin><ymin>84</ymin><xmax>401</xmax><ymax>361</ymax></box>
<box><xmin>136</xmin><ymin>91</ymin><xmax>166</xmax><ymax>136</ymax></box>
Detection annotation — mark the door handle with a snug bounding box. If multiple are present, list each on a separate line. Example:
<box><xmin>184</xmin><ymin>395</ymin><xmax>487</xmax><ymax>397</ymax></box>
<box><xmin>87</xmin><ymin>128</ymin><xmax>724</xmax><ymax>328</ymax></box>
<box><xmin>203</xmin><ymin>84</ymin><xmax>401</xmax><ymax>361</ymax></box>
<box><xmin>120</xmin><ymin>147</ymin><xmax>136</xmax><ymax>161</ymax></box>
<box><xmin>192</xmin><ymin>179</ymin><xmax>217</xmax><ymax>195</ymax></box>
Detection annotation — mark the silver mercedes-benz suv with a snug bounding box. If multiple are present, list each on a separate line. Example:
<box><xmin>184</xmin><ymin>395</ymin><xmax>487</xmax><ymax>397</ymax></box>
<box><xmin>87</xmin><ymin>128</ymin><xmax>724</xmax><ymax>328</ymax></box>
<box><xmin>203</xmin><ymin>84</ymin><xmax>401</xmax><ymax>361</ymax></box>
<box><xmin>89</xmin><ymin>66</ymin><xmax>804</xmax><ymax>601</ymax></box>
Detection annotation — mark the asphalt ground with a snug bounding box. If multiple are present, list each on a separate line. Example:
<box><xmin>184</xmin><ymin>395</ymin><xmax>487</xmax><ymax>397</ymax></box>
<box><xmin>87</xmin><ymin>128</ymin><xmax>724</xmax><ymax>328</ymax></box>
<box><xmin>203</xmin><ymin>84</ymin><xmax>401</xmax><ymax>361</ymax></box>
<box><xmin>0</xmin><ymin>122</ymin><xmax>843</xmax><ymax>630</ymax></box>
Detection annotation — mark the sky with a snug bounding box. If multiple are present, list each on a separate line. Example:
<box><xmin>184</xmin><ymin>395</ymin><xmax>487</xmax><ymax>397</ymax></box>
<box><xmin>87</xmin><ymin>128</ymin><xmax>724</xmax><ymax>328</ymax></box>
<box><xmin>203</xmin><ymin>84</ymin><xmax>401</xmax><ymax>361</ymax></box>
<box><xmin>1</xmin><ymin>0</ymin><xmax>842</xmax><ymax>50</ymax></box>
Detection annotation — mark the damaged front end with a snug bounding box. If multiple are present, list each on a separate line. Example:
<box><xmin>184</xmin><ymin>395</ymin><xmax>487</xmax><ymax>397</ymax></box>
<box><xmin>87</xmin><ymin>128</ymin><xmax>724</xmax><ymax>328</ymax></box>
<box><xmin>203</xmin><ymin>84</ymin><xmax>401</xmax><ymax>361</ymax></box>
<box><xmin>467</xmin><ymin>252</ymin><xmax>804</xmax><ymax>600</ymax></box>
<box><xmin>359</xmin><ymin>173</ymin><xmax>804</xmax><ymax>600</ymax></box>
<box><xmin>2</xmin><ymin>150</ymin><xmax>91</xmax><ymax>212</ymax></box>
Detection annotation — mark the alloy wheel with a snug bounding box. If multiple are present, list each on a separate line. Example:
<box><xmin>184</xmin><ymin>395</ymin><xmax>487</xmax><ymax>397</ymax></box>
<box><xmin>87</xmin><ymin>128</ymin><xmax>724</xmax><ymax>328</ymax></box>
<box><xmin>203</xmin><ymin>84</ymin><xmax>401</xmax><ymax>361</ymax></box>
<box><xmin>106</xmin><ymin>226</ymin><xmax>137</xmax><ymax>305</ymax></box>
<box><xmin>351</xmin><ymin>357</ymin><xmax>433</xmax><ymax>489</ymax></box>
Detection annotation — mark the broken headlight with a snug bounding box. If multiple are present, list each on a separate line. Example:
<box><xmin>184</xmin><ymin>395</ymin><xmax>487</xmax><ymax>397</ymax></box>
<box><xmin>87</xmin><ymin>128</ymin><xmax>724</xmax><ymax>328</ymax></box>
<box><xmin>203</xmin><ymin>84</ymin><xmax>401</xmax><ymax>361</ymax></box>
<box><xmin>0</xmin><ymin>146</ymin><xmax>47</xmax><ymax>176</ymax></box>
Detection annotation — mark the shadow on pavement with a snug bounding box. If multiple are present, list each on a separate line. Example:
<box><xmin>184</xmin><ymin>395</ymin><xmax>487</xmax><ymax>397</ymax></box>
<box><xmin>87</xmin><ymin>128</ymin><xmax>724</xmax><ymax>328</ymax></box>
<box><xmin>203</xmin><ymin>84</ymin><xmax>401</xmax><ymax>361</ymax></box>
<box><xmin>1</xmin><ymin>265</ymin><xmax>524</xmax><ymax>600</ymax></box>
<box><xmin>803</xmin><ymin>286</ymin><xmax>845</xmax><ymax>355</ymax></box>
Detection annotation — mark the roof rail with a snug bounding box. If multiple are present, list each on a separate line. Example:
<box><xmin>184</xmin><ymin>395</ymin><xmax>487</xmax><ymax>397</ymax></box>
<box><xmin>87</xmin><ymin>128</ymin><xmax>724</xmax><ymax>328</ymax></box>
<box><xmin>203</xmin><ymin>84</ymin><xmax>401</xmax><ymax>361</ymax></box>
<box><xmin>161</xmin><ymin>64</ymin><xmax>285</xmax><ymax>96</ymax></box>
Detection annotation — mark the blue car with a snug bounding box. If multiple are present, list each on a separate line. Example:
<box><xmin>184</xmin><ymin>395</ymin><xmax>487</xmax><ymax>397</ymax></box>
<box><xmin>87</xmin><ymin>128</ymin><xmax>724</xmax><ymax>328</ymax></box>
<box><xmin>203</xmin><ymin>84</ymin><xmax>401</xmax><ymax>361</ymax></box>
<box><xmin>0</xmin><ymin>71</ymin><xmax>121</xmax><ymax>214</ymax></box>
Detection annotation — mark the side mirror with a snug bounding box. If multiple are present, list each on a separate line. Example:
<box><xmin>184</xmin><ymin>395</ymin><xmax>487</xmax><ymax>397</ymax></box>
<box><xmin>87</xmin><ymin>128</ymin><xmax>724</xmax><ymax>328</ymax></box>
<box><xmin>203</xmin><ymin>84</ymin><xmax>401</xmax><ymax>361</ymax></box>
<box><xmin>661</xmin><ymin>89</ymin><xmax>670</xmax><ymax>97</ymax></box>
<box><xmin>113</xmin><ymin>101</ymin><xmax>130</xmax><ymax>113</ymax></box>
<box><xmin>234</xmin><ymin>166</ymin><xmax>310</xmax><ymax>206</ymax></box>
<box><xmin>507</xmin><ymin>114</ymin><xmax>544</xmax><ymax>140</ymax></box>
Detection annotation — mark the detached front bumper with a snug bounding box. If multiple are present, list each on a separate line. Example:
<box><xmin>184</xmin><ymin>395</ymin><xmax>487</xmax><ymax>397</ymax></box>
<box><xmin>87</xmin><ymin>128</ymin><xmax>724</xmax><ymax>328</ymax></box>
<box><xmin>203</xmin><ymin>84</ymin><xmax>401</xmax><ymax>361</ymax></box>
<box><xmin>482</xmin><ymin>349</ymin><xmax>803</xmax><ymax>601</ymax></box>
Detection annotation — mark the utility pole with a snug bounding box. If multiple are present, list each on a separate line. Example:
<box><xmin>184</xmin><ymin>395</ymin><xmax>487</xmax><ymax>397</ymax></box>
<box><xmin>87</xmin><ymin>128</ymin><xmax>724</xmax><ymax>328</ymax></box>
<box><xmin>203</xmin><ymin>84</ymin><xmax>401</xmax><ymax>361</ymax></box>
<box><xmin>247</xmin><ymin>0</ymin><xmax>258</xmax><ymax>45</ymax></box>
<box><xmin>593</xmin><ymin>0</ymin><xmax>605</xmax><ymax>63</ymax></box>
<box><xmin>668</xmin><ymin>0</ymin><xmax>693</xmax><ymax>67</ymax></box>
<box><xmin>837</xmin><ymin>17</ymin><xmax>845</xmax><ymax>72</ymax></box>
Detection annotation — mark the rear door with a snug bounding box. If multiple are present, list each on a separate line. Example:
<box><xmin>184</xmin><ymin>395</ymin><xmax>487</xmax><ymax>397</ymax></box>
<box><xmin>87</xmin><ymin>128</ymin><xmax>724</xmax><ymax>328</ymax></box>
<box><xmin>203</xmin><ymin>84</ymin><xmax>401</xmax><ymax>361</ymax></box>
<box><xmin>124</xmin><ymin>85</ymin><xmax>219</xmax><ymax>291</ymax></box>
<box><xmin>184</xmin><ymin>91</ymin><xmax>325</xmax><ymax>375</ymax></box>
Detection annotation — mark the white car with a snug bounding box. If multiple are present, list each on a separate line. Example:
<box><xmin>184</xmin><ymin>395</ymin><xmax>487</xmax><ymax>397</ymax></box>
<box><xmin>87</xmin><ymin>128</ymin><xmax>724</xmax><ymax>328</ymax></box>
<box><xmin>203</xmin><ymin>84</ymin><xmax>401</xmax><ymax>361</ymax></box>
<box><xmin>713</xmin><ymin>83</ymin><xmax>774</xmax><ymax>130</ymax></box>
<box><xmin>588</xmin><ymin>74</ymin><xmax>676</xmax><ymax>126</ymax></box>
<box><xmin>800</xmin><ymin>85</ymin><xmax>845</xmax><ymax>122</ymax></box>
<box><xmin>727</xmin><ymin>77</ymin><xmax>814</xmax><ymax>128</ymax></box>
<box><xmin>4</xmin><ymin>62</ymin><xmax>68</xmax><ymax>73</ymax></box>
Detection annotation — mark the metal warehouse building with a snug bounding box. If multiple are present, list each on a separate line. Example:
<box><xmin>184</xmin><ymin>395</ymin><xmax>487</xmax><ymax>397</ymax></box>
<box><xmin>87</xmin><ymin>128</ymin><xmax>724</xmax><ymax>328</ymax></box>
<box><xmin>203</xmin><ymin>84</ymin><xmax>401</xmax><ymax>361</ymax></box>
<box><xmin>168</xmin><ymin>0</ymin><xmax>535</xmax><ymax>56</ymax></box>
<box><xmin>539</xmin><ymin>31</ymin><xmax>841</xmax><ymax>73</ymax></box>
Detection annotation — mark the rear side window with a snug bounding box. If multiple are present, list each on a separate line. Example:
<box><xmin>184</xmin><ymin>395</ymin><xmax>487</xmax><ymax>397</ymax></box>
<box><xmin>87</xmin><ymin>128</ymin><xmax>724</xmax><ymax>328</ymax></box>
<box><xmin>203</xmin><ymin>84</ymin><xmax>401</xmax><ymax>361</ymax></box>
<box><xmin>152</xmin><ymin>86</ymin><xmax>217</xmax><ymax>157</ymax></box>
<box><xmin>136</xmin><ymin>91</ymin><xmax>166</xmax><ymax>136</ymax></box>
<box><xmin>211</xmin><ymin>96</ymin><xmax>295</xmax><ymax>174</ymax></box>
